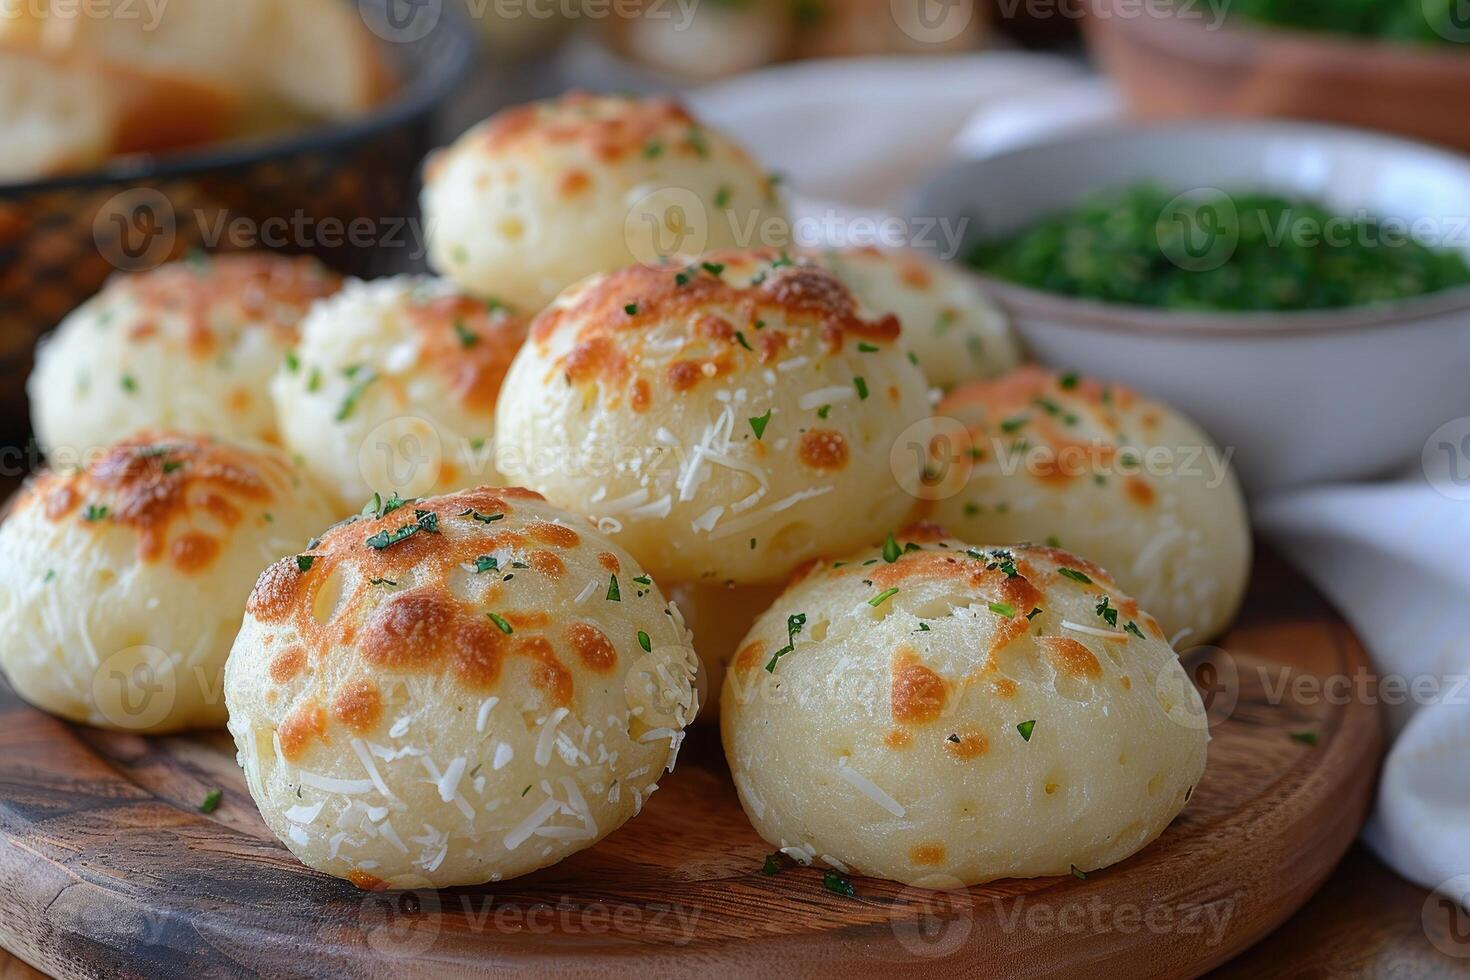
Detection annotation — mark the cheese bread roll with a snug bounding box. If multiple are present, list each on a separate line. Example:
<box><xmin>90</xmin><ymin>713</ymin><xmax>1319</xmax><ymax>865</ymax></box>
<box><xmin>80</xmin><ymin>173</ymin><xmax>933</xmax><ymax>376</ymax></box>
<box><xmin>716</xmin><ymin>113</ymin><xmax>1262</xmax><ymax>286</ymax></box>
<box><xmin>722</xmin><ymin>529</ymin><xmax>1207</xmax><ymax>886</ymax></box>
<box><xmin>494</xmin><ymin>249</ymin><xmax>931</xmax><ymax>584</ymax></box>
<box><xmin>225</xmin><ymin>487</ymin><xmax>699</xmax><ymax>888</ymax></box>
<box><xmin>29</xmin><ymin>253</ymin><xmax>341</xmax><ymax>457</ymax></box>
<box><xmin>272</xmin><ymin>276</ymin><xmax>528</xmax><ymax>515</ymax></box>
<box><xmin>815</xmin><ymin>246</ymin><xmax>1019</xmax><ymax>390</ymax></box>
<box><xmin>928</xmin><ymin>367</ymin><xmax>1250</xmax><ymax>644</ymax></box>
<box><xmin>423</xmin><ymin>92</ymin><xmax>786</xmax><ymax>311</ymax></box>
<box><xmin>0</xmin><ymin>432</ymin><xmax>335</xmax><ymax>733</ymax></box>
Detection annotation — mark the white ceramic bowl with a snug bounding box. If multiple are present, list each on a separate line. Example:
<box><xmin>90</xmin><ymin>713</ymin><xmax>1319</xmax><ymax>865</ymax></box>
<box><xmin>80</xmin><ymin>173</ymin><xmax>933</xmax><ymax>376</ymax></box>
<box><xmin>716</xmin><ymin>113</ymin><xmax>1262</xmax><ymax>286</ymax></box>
<box><xmin>904</xmin><ymin>121</ymin><xmax>1470</xmax><ymax>493</ymax></box>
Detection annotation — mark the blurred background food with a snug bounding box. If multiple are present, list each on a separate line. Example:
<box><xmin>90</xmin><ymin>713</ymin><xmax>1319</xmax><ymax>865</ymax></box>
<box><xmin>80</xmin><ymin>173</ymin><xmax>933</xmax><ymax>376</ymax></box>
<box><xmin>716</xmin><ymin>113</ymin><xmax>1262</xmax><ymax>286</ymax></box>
<box><xmin>0</xmin><ymin>0</ymin><xmax>393</xmax><ymax>173</ymax></box>
<box><xmin>1086</xmin><ymin>0</ymin><xmax>1470</xmax><ymax>154</ymax></box>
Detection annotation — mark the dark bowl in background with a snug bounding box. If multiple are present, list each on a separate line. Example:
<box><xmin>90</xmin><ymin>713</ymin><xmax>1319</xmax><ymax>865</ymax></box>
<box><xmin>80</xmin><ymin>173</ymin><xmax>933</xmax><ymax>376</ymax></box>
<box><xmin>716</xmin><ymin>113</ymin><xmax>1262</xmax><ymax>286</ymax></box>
<box><xmin>0</xmin><ymin>0</ymin><xmax>474</xmax><ymax>445</ymax></box>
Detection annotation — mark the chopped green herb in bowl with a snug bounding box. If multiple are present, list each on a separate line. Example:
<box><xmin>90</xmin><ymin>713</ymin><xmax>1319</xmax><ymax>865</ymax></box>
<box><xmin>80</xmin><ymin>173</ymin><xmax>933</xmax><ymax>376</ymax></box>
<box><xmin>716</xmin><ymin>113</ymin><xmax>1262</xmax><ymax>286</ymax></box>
<box><xmin>967</xmin><ymin>183</ymin><xmax>1470</xmax><ymax>312</ymax></box>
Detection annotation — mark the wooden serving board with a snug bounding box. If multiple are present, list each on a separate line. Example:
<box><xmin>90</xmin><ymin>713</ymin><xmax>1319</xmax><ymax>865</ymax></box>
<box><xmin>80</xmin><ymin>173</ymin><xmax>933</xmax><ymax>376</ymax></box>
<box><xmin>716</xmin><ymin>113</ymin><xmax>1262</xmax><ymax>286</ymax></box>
<box><xmin>0</xmin><ymin>545</ymin><xmax>1382</xmax><ymax>980</ymax></box>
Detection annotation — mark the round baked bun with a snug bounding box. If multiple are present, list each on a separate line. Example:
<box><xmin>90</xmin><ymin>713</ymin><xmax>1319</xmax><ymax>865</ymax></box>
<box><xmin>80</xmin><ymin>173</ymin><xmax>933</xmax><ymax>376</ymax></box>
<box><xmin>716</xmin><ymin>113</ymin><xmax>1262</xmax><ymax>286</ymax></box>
<box><xmin>422</xmin><ymin>92</ymin><xmax>787</xmax><ymax>311</ymax></box>
<box><xmin>225</xmin><ymin>486</ymin><xmax>699</xmax><ymax>889</ymax></box>
<box><xmin>926</xmin><ymin>367</ymin><xmax>1250</xmax><ymax>644</ymax></box>
<box><xmin>721</xmin><ymin>528</ymin><xmax>1208</xmax><ymax>887</ymax></box>
<box><xmin>667</xmin><ymin>581</ymin><xmax>782</xmax><ymax>722</ymax></box>
<box><xmin>815</xmin><ymin>247</ymin><xmax>1019</xmax><ymax>389</ymax></box>
<box><xmin>494</xmin><ymin>248</ymin><xmax>932</xmax><ymax>585</ymax></box>
<box><xmin>0</xmin><ymin>432</ymin><xmax>335</xmax><ymax>734</ymax></box>
<box><xmin>272</xmin><ymin>276</ymin><xmax>528</xmax><ymax>515</ymax></box>
<box><xmin>29</xmin><ymin>253</ymin><xmax>341</xmax><ymax>459</ymax></box>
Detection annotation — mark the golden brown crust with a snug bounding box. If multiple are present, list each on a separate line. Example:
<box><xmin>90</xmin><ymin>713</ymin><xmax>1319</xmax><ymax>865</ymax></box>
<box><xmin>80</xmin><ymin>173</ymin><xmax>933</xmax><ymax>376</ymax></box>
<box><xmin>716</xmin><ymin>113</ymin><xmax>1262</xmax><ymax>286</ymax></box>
<box><xmin>22</xmin><ymin>431</ymin><xmax>292</xmax><ymax>574</ymax></box>
<box><xmin>474</xmin><ymin>91</ymin><xmax>700</xmax><ymax>164</ymax></box>
<box><xmin>242</xmin><ymin>488</ymin><xmax>648</xmax><ymax>760</ymax></box>
<box><xmin>112</xmin><ymin>254</ymin><xmax>340</xmax><ymax>358</ymax></box>
<box><xmin>529</xmin><ymin>251</ymin><xmax>903</xmax><ymax>408</ymax></box>
<box><xmin>401</xmin><ymin>293</ymin><xmax>528</xmax><ymax>415</ymax></box>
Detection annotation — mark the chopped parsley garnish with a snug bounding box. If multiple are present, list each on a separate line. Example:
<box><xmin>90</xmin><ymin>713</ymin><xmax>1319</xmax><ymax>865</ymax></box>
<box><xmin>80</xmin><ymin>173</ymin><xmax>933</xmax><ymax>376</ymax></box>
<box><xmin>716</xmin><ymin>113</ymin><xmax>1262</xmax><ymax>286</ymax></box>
<box><xmin>637</xmin><ymin>630</ymin><xmax>652</xmax><ymax>653</ymax></box>
<box><xmin>43</xmin><ymin>569</ymin><xmax>55</xmax><ymax>583</ymax></box>
<box><xmin>473</xmin><ymin>555</ymin><xmax>498</xmax><ymax>574</ymax></box>
<box><xmin>1017</xmin><ymin>720</ymin><xmax>1036</xmax><ymax>741</ymax></box>
<box><xmin>822</xmin><ymin>870</ymin><xmax>856</xmax><ymax>898</ymax></box>
<box><xmin>989</xmin><ymin>601</ymin><xmax>1017</xmax><ymax>618</ymax></box>
<box><xmin>761</xmin><ymin>852</ymin><xmax>785</xmax><ymax>876</ymax></box>
<box><xmin>1290</xmin><ymin>731</ymin><xmax>1319</xmax><ymax>746</ymax></box>
<box><xmin>162</xmin><ymin>459</ymin><xmax>184</xmax><ymax>474</ymax></box>
<box><xmin>336</xmin><ymin>368</ymin><xmax>378</xmax><ymax>421</ymax></box>
<box><xmin>764</xmin><ymin>613</ymin><xmax>808</xmax><ymax>673</ymax></box>
<box><xmin>857</xmin><ymin>342</ymin><xmax>879</xmax><ymax>353</ymax></box>
<box><xmin>714</xmin><ymin>185</ymin><xmax>732</xmax><ymax>209</ymax></box>
<box><xmin>1027</xmin><ymin>607</ymin><xmax>1043</xmax><ymax>620</ymax></box>
<box><xmin>199</xmin><ymin>789</ymin><xmax>223</xmax><ymax>814</ymax></box>
<box><xmin>686</xmin><ymin>128</ymin><xmax>710</xmax><ymax>158</ymax></box>
<box><xmin>1125</xmin><ymin>621</ymin><xmax>1146</xmax><ymax>639</ymax></box>
<box><xmin>1000</xmin><ymin>414</ymin><xmax>1029</xmax><ymax>434</ymax></box>
<box><xmin>521</xmin><ymin>785</ymin><xmax>532</xmax><ymax>797</ymax></box>
<box><xmin>701</xmin><ymin>261</ymin><xmax>725</xmax><ymax>278</ymax></box>
<box><xmin>915</xmin><ymin>622</ymin><xmax>931</xmax><ymax>633</ymax></box>
<box><xmin>365</xmin><ymin>510</ymin><xmax>439</xmax><ymax>550</ymax></box>
<box><xmin>882</xmin><ymin>533</ymin><xmax>901</xmax><ymax>563</ymax></box>
<box><xmin>363</xmin><ymin>492</ymin><xmax>408</xmax><ymax>519</ymax></box>
<box><xmin>306</xmin><ymin>367</ymin><xmax>322</xmax><ymax>393</ymax></box>
<box><xmin>868</xmin><ymin>587</ymin><xmax>899</xmax><ymax>608</ymax></box>
<box><xmin>120</xmin><ymin>375</ymin><xmax>137</xmax><ymax>394</ymax></box>
<box><xmin>749</xmin><ymin>409</ymin><xmax>772</xmax><ymax>440</ymax></box>
<box><xmin>461</xmin><ymin>509</ymin><xmax>504</xmax><ymax>523</ymax></box>
<box><xmin>1095</xmin><ymin>595</ymin><xmax>1118</xmax><ymax>628</ymax></box>
<box><xmin>82</xmin><ymin>504</ymin><xmax>108</xmax><ymax>522</ymax></box>
<box><xmin>487</xmin><ymin>612</ymin><xmax>514</xmax><ymax>634</ymax></box>
<box><xmin>1059</xmin><ymin>371</ymin><xmax>1079</xmax><ymax>390</ymax></box>
<box><xmin>816</xmin><ymin>404</ymin><xmax>831</xmax><ymax>419</ymax></box>
<box><xmin>675</xmin><ymin>267</ymin><xmax>696</xmax><ymax>287</ymax></box>
<box><xmin>982</xmin><ymin>549</ymin><xmax>1018</xmax><ymax>578</ymax></box>
<box><xmin>643</xmin><ymin>140</ymin><xmax>663</xmax><ymax>159</ymax></box>
<box><xmin>1071</xmin><ymin>865</ymin><xmax>1088</xmax><ymax>880</ymax></box>
<box><xmin>285</xmin><ymin>350</ymin><xmax>300</xmax><ymax>372</ymax></box>
<box><xmin>853</xmin><ymin>376</ymin><xmax>869</xmax><ymax>400</ymax></box>
<box><xmin>624</xmin><ymin>303</ymin><xmax>639</xmax><ymax>316</ymax></box>
<box><xmin>370</xmin><ymin>577</ymin><xmax>397</xmax><ymax>587</ymax></box>
<box><xmin>734</xmin><ymin>330</ymin><xmax>753</xmax><ymax>352</ymax></box>
<box><xmin>606</xmin><ymin>574</ymin><xmax>621</xmax><ymax>601</ymax></box>
<box><xmin>296</xmin><ymin>555</ymin><xmax>315</xmax><ymax>572</ymax></box>
<box><xmin>633</xmin><ymin>575</ymin><xmax>652</xmax><ymax>586</ymax></box>
<box><xmin>1059</xmin><ymin>567</ymin><xmax>1093</xmax><ymax>585</ymax></box>
<box><xmin>453</xmin><ymin>319</ymin><xmax>479</xmax><ymax>348</ymax></box>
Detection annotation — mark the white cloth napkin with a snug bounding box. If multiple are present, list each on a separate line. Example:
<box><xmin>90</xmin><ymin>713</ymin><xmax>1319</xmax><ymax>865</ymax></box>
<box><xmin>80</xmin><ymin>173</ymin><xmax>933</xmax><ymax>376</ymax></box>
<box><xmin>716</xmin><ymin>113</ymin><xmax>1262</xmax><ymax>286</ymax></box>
<box><xmin>693</xmin><ymin>54</ymin><xmax>1468</xmax><ymax>901</ymax></box>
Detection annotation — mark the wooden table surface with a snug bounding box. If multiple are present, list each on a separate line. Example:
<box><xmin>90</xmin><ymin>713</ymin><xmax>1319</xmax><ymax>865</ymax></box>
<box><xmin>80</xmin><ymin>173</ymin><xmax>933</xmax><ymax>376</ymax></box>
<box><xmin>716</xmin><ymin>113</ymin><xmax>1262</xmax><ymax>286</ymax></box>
<box><xmin>0</xmin><ymin>480</ymin><xmax>1463</xmax><ymax>979</ymax></box>
<box><xmin>1</xmin><ymin>842</ymin><xmax>1464</xmax><ymax>978</ymax></box>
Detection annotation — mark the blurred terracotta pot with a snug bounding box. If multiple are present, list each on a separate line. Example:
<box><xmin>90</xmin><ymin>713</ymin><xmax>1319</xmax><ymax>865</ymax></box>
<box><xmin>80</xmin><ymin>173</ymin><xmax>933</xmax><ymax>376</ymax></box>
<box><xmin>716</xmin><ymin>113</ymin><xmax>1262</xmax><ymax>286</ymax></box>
<box><xmin>1084</xmin><ymin>0</ymin><xmax>1470</xmax><ymax>154</ymax></box>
